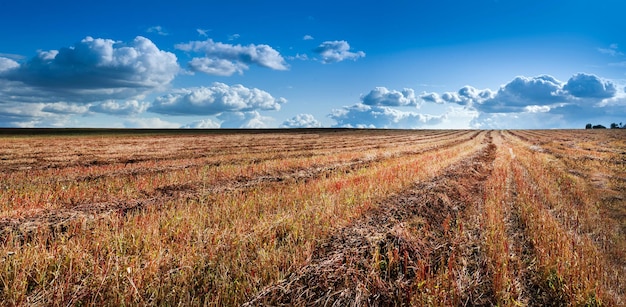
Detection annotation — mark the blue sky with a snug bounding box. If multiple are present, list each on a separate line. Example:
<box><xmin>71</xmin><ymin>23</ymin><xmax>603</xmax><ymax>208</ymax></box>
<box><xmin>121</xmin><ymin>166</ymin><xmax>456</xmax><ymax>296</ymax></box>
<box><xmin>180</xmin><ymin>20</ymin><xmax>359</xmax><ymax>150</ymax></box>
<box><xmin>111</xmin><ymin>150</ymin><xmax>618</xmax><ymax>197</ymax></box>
<box><xmin>1</xmin><ymin>0</ymin><xmax>625</xmax><ymax>129</ymax></box>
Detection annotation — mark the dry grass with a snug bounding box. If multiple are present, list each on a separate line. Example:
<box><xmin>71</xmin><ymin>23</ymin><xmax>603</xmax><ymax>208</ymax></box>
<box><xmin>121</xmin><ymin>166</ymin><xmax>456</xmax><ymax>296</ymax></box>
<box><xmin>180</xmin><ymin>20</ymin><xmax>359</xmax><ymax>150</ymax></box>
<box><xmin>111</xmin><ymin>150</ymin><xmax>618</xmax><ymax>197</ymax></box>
<box><xmin>0</xmin><ymin>129</ymin><xmax>624</xmax><ymax>306</ymax></box>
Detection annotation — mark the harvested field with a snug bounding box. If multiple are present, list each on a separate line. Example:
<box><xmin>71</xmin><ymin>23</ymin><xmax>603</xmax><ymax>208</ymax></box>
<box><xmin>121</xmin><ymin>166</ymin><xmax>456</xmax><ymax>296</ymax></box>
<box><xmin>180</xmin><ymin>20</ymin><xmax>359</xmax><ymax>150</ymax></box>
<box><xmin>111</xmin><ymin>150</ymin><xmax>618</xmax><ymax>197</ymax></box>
<box><xmin>0</xmin><ymin>129</ymin><xmax>624</xmax><ymax>306</ymax></box>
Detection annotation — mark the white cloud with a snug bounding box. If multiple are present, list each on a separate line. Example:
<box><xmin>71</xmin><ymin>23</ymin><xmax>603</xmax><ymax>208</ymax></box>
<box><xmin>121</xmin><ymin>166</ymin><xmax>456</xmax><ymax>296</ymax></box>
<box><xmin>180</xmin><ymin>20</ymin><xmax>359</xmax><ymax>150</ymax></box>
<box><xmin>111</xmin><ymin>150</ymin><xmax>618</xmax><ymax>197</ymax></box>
<box><xmin>459</xmin><ymin>73</ymin><xmax>625</xmax><ymax>128</ymax></box>
<box><xmin>181</xmin><ymin>118</ymin><xmax>221</xmax><ymax>128</ymax></box>
<box><xmin>41</xmin><ymin>102</ymin><xmax>90</xmax><ymax>115</ymax></box>
<box><xmin>89</xmin><ymin>100</ymin><xmax>149</xmax><ymax>115</ymax></box>
<box><xmin>383</xmin><ymin>73</ymin><xmax>626</xmax><ymax>129</ymax></box>
<box><xmin>563</xmin><ymin>73</ymin><xmax>616</xmax><ymax>98</ymax></box>
<box><xmin>303</xmin><ymin>35</ymin><xmax>314</xmax><ymax>40</ymax></box>
<box><xmin>280</xmin><ymin>114</ymin><xmax>322</xmax><ymax>128</ymax></box>
<box><xmin>0</xmin><ymin>102</ymin><xmax>77</xmax><ymax>127</ymax></box>
<box><xmin>523</xmin><ymin>105</ymin><xmax>551</xmax><ymax>113</ymax></box>
<box><xmin>187</xmin><ymin>57</ymin><xmax>247</xmax><ymax>76</ymax></box>
<box><xmin>0</xmin><ymin>57</ymin><xmax>19</xmax><ymax>72</ymax></box>
<box><xmin>329</xmin><ymin>103</ymin><xmax>445</xmax><ymax>128</ymax></box>
<box><xmin>228</xmin><ymin>34</ymin><xmax>241</xmax><ymax>41</ymax></box>
<box><xmin>217</xmin><ymin>111</ymin><xmax>273</xmax><ymax>128</ymax></box>
<box><xmin>420</xmin><ymin>92</ymin><xmax>444</xmax><ymax>104</ymax></box>
<box><xmin>441</xmin><ymin>86</ymin><xmax>495</xmax><ymax>106</ymax></box>
<box><xmin>148</xmin><ymin>82</ymin><xmax>287</xmax><ymax>116</ymax></box>
<box><xmin>361</xmin><ymin>87</ymin><xmax>419</xmax><ymax>107</ymax></box>
<box><xmin>147</xmin><ymin>26</ymin><xmax>168</xmax><ymax>36</ymax></box>
<box><xmin>314</xmin><ymin>40</ymin><xmax>365</xmax><ymax>64</ymax></box>
<box><xmin>475</xmin><ymin>75</ymin><xmax>566</xmax><ymax>113</ymax></box>
<box><xmin>175</xmin><ymin>39</ymin><xmax>288</xmax><ymax>75</ymax></box>
<box><xmin>0</xmin><ymin>36</ymin><xmax>179</xmax><ymax>103</ymax></box>
<box><xmin>123</xmin><ymin>117</ymin><xmax>180</xmax><ymax>128</ymax></box>
<box><xmin>468</xmin><ymin>73</ymin><xmax>619</xmax><ymax>115</ymax></box>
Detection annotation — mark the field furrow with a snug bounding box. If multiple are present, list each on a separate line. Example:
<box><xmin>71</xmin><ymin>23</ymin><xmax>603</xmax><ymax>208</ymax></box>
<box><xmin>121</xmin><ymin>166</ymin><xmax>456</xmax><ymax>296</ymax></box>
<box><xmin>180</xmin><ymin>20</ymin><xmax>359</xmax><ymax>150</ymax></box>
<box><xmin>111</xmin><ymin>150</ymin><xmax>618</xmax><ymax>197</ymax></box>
<box><xmin>0</xmin><ymin>131</ymin><xmax>479</xmax><ymax>240</ymax></box>
<box><xmin>0</xmin><ymin>130</ymin><xmax>486</xmax><ymax>306</ymax></box>
<box><xmin>1</xmin><ymin>129</ymin><xmax>624</xmax><ymax>306</ymax></box>
<box><xmin>246</xmin><ymin>131</ymin><xmax>496</xmax><ymax>305</ymax></box>
<box><xmin>500</xmin><ymin>130</ymin><xmax>625</xmax><ymax>305</ymax></box>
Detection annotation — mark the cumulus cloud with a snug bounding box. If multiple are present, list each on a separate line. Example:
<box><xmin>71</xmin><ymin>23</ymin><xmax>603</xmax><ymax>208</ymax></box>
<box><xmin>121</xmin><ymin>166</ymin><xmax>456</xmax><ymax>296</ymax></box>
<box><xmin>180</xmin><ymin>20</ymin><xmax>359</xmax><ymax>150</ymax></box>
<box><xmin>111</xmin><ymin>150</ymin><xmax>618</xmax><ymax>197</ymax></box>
<box><xmin>460</xmin><ymin>73</ymin><xmax>623</xmax><ymax>128</ymax></box>
<box><xmin>181</xmin><ymin>118</ymin><xmax>221</xmax><ymax>129</ymax></box>
<box><xmin>326</xmin><ymin>72</ymin><xmax>623</xmax><ymax>129</ymax></box>
<box><xmin>0</xmin><ymin>36</ymin><xmax>179</xmax><ymax>103</ymax></box>
<box><xmin>475</xmin><ymin>75</ymin><xmax>566</xmax><ymax>113</ymax></box>
<box><xmin>362</xmin><ymin>87</ymin><xmax>419</xmax><ymax>107</ymax></box>
<box><xmin>89</xmin><ymin>100</ymin><xmax>149</xmax><ymax>115</ymax></box>
<box><xmin>420</xmin><ymin>92</ymin><xmax>444</xmax><ymax>104</ymax></box>
<box><xmin>440</xmin><ymin>86</ymin><xmax>495</xmax><ymax>106</ymax></box>
<box><xmin>175</xmin><ymin>39</ymin><xmax>288</xmax><ymax>75</ymax></box>
<box><xmin>329</xmin><ymin>104</ymin><xmax>445</xmax><ymax>128</ymax></box>
<box><xmin>468</xmin><ymin>73</ymin><xmax>619</xmax><ymax>115</ymax></box>
<box><xmin>280</xmin><ymin>114</ymin><xmax>322</xmax><ymax>128</ymax></box>
<box><xmin>0</xmin><ymin>57</ymin><xmax>19</xmax><ymax>72</ymax></box>
<box><xmin>217</xmin><ymin>111</ymin><xmax>273</xmax><ymax>128</ymax></box>
<box><xmin>148</xmin><ymin>82</ymin><xmax>287</xmax><ymax>116</ymax></box>
<box><xmin>314</xmin><ymin>40</ymin><xmax>365</xmax><ymax>64</ymax></box>
<box><xmin>563</xmin><ymin>73</ymin><xmax>616</xmax><ymax>98</ymax></box>
<box><xmin>303</xmin><ymin>35</ymin><xmax>314</xmax><ymax>40</ymax></box>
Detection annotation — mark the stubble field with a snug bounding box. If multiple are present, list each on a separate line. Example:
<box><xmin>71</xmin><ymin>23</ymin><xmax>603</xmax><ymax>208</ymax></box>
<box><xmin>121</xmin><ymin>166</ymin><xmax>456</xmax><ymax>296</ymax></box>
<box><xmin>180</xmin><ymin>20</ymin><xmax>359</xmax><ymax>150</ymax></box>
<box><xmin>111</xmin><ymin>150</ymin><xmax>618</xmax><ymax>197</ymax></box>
<box><xmin>0</xmin><ymin>129</ymin><xmax>624</xmax><ymax>306</ymax></box>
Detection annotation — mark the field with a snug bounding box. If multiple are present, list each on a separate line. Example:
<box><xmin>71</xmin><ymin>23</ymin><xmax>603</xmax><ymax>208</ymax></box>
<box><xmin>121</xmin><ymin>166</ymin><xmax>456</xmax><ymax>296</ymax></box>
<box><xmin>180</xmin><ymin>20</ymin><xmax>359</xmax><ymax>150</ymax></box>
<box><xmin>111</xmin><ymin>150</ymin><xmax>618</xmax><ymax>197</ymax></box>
<box><xmin>0</xmin><ymin>129</ymin><xmax>625</xmax><ymax>306</ymax></box>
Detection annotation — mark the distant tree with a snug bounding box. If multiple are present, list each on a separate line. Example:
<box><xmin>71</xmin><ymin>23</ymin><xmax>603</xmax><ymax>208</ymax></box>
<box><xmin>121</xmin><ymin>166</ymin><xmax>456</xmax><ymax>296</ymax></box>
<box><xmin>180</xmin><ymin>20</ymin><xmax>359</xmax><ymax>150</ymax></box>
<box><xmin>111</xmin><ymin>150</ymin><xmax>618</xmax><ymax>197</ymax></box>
<box><xmin>585</xmin><ymin>123</ymin><xmax>592</xmax><ymax>129</ymax></box>
<box><xmin>593</xmin><ymin>124</ymin><xmax>606</xmax><ymax>129</ymax></box>
<box><xmin>610</xmin><ymin>123</ymin><xmax>619</xmax><ymax>129</ymax></box>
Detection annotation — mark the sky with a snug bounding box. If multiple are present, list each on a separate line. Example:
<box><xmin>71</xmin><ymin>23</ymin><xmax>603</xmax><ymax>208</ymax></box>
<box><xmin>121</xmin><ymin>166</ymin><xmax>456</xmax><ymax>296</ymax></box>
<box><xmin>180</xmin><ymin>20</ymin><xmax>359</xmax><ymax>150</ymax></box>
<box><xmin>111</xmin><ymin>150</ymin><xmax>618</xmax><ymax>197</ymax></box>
<box><xmin>0</xmin><ymin>0</ymin><xmax>625</xmax><ymax>129</ymax></box>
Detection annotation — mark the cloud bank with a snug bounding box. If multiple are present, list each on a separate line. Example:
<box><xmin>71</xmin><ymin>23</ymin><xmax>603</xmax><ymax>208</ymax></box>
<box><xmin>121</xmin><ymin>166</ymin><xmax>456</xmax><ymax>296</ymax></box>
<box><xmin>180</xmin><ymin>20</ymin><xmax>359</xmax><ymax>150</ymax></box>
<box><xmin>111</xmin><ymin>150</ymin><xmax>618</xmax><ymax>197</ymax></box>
<box><xmin>467</xmin><ymin>73</ymin><xmax>623</xmax><ymax>128</ymax></box>
<box><xmin>326</xmin><ymin>73</ymin><xmax>624</xmax><ymax>129</ymax></box>
<box><xmin>330</xmin><ymin>104</ymin><xmax>445</xmax><ymax>128</ymax></box>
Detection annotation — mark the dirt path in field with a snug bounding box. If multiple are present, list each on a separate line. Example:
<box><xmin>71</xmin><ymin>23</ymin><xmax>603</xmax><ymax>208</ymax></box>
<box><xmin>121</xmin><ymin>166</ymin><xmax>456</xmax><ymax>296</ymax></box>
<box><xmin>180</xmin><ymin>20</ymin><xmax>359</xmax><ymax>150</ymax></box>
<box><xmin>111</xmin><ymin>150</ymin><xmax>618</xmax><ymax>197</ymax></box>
<box><xmin>0</xmin><ymin>132</ymin><xmax>480</xmax><ymax>243</ymax></box>
<box><xmin>245</xmin><ymin>133</ymin><xmax>497</xmax><ymax>306</ymax></box>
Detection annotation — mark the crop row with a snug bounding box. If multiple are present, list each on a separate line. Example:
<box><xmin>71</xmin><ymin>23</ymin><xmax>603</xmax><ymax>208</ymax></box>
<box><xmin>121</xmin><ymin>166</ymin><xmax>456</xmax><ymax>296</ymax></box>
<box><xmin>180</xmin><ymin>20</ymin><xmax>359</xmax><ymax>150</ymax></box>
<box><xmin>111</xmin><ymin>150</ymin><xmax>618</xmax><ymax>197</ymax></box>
<box><xmin>0</xmin><ymin>130</ymin><xmax>485</xmax><ymax>305</ymax></box>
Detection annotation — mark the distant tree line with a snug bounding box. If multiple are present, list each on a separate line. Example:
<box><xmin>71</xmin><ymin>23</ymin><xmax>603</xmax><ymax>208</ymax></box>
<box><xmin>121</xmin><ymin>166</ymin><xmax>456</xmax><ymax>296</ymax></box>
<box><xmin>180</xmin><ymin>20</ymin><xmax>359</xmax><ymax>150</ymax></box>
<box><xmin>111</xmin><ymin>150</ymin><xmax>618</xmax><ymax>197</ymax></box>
<box><xmin>585</xmin><ymin>122</ymin><xmax>625</xmax><ymax>129</ymax></box>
